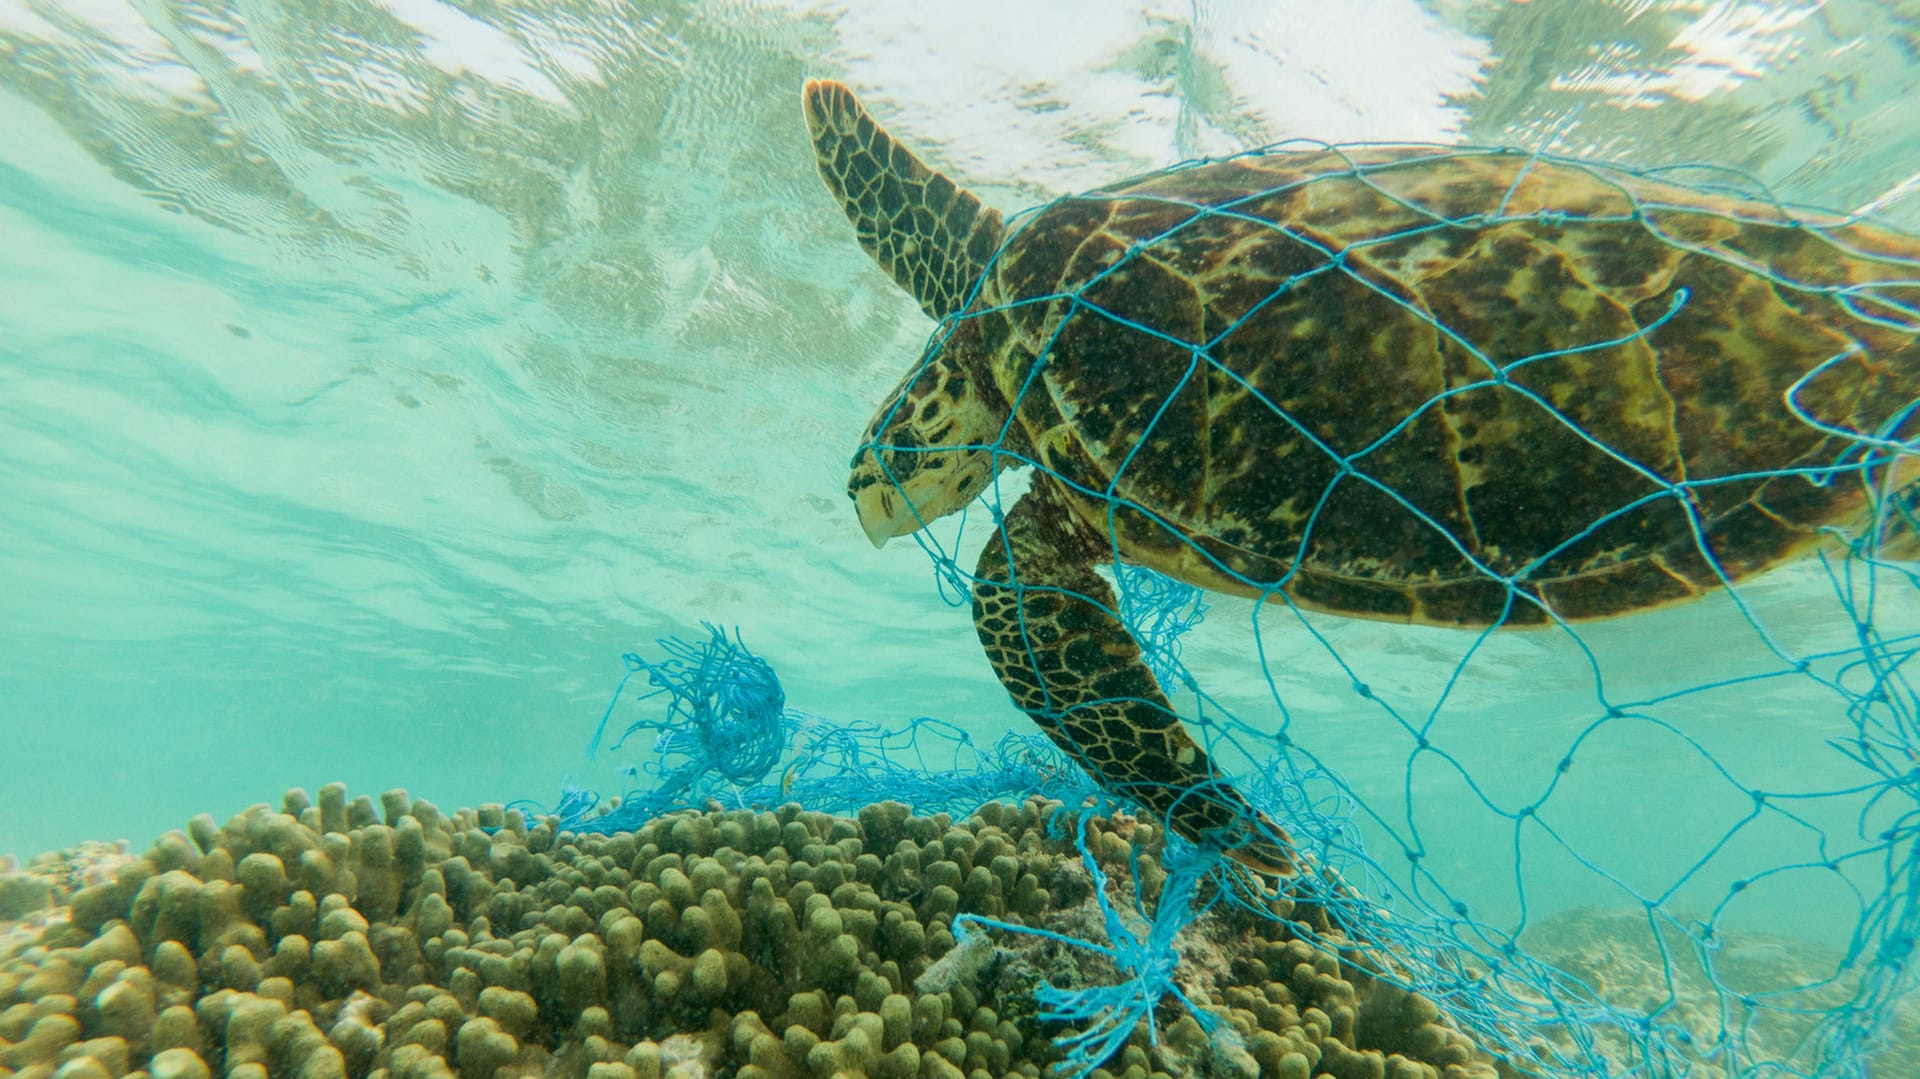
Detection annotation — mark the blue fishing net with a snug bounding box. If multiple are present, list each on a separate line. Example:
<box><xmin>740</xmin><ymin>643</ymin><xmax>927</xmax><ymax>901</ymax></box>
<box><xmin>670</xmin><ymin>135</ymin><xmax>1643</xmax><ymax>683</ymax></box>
<box><xmin>583</xmin><ymin>623</ymin><xmax>789</xmax><ymax>794</ymax></box>
<box><xmin>954</xmin><ymin>819</ymin><xmax>1231</xmax><ymax>1079</ymax></box>
<box><xmin>1115</xmin><ymin>562</ymin><xmax>1210</xmax><ymax>691</ymax></box>
<box><xmin>543</xmin><ymin>145</ymin><xmax>1919</xmax><ymax>1078</ymax></box>
<box><xmin>531</xmin><ymin>623</ymin><xmax>1101</xmax><ymax>834</ymax></box>
<box><xmin>853</xmin><ymin>143</ymin><xmax>1920</xmax><ymax>1079</ymax></box>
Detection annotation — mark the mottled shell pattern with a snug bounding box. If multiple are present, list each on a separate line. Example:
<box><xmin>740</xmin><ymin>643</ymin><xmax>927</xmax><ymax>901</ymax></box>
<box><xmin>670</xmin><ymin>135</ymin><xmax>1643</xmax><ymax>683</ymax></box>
<box><xmin>964</xmin><ymin>147</ymin><xmax>1920</xmax><ymax>625</ymax></box>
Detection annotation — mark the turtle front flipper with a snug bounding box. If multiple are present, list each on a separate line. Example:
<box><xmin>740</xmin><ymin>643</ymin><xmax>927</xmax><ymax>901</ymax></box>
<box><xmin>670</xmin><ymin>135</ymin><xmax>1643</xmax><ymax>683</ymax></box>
<box><xmin>802</xmin><ymin>79</ymin><xmax>1005</xmax><ymax>322</ymax></box>
<box><xmin>972</xmin><ymin>477</ymin><xmax>1297</xmax><ymax>876</ymax></box>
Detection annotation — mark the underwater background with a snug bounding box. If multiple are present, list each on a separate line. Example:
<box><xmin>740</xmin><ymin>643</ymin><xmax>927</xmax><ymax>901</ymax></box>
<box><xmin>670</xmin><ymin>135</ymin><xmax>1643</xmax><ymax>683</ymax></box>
<box><xmin>3</xmin><ymin>1</ymin><xmax>1920</xmax><ymax>1074</ymax></box>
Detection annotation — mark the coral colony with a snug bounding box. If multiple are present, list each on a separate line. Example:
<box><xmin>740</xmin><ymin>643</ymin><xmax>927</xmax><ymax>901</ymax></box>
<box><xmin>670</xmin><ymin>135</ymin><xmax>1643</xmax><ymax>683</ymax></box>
<box><xmin>2</xmin><ymin>785</ymin><xmax>1492</xmax><ymax>1079</ymax></box>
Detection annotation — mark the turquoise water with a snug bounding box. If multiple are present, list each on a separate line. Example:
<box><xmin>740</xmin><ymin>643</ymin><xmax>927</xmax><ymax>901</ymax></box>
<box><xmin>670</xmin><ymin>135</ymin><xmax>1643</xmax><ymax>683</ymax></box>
<box><xmin>3</xmin><ymin>1</ymin><xmax>1920</xmax><ymax>1068</ymax></box>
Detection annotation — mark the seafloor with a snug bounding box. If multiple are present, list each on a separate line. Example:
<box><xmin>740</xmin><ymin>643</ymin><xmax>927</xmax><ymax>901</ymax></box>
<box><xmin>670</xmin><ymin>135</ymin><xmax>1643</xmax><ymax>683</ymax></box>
<box><xmin>0</xmin><ymin>786</ymin><xmax>1507</xmax><ymax>1079</ymax></box>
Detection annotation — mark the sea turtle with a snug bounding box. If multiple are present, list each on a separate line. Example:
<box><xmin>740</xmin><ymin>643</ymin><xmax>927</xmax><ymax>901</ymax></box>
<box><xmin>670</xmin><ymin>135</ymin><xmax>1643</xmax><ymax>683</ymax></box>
<box><xmin>802</xmin><ymin>79</ymin><xmax>1920</xmax><ymax>876</ymax></box>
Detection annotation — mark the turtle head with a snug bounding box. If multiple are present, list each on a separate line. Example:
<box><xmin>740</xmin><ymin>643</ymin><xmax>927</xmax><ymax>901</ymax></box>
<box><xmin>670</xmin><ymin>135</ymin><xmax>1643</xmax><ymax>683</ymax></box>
<box><xmin>849</xmin><ymin>326</ymin><xmax>1006</xmax><ymax>547</ymax></box>
<box><xmin>805</xmin><ymin>79</ymin><xmax>1014</xmax><ymax>549</ymax></box>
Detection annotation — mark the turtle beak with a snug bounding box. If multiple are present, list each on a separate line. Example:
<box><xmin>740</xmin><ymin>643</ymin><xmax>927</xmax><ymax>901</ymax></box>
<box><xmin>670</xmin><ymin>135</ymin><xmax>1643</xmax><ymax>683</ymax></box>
<box><xmin>853</xmin><ymin>483</ymin><xmax>911</xmax><ymax>548</ymax></box>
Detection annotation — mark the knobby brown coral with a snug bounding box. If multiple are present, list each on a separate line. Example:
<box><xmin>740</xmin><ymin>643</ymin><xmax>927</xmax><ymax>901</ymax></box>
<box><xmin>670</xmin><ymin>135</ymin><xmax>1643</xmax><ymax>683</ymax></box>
<box><xmin>1</xmin><ymin>785</ymin><xmax>1506</xmax><ymax>1079</ymax></box>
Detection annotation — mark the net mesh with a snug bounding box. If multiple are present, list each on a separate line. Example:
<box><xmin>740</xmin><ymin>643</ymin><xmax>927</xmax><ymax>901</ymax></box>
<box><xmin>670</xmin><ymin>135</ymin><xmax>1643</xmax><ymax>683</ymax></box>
<box><xmin>537</xmin><ymin>624</ymin><xmax>1098</xmax><ymax>834</ymax></box>
<box><xmin>856</xmin><ymin>143</ymin><xmax>1920</xmax><ymax>1078</ymax></box>
<box><xmin>548</xmin><ymin>144</ymin><xmax>1920</xmax><ymax>1079</ymax></box>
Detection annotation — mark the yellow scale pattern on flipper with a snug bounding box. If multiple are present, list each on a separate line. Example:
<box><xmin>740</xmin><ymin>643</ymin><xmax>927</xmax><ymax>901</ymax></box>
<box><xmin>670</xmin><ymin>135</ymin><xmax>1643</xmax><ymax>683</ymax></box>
<box><xmin>970</xmin><ymin>475</ymin><xmax>1297</xmax><ymax>876</ymax></box>
<box><xmin>803</xmin><ymin>80</ymin><xmax>1004</xmax><ymax>323</ymax></box>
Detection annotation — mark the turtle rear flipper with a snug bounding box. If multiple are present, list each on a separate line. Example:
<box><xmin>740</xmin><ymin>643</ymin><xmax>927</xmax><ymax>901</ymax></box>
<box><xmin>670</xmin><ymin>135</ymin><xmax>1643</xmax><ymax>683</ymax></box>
<box><xmin>972</xmin><ymin>476</ymin><xmax>1297</xmax><ymax>876</ymax></box>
